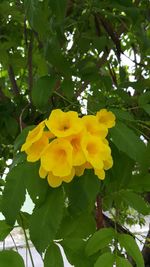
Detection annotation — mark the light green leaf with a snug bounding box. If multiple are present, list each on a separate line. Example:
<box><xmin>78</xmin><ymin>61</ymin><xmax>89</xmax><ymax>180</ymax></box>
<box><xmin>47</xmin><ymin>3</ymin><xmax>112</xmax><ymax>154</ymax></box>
<box><xmin>44</xmin><ymin>242</ymin><xmax>64</xmax><ymax>267</ymax></box>
<box><xmin>2</xmin><ymin>164</ymin><xmax>26</xmax><ymax>225</ymax></box>
<box><xmin>94</xmin><ymin>252</ymin><xmax>114</xmax><ymax>267</ymax></box>
<box><xmin>29</xmin><ymin>188</ymin><xmax>64</xmax><ymax>252</ymax></box>
<box><xmin>0</xmin><ymin>220</ymin><xmax>12</xmax><ymax>241</ymax></box>
<box><xmin>120</xmin><ymin>190</ymin><xmax>150</xmax><ymax>215</ymax></box>
<box><xmin>116</xmin><ymin>256</ymin><xmax>133</xmax><ymax>267</ymax></box>
<box><xmin>0</xmin><ymin>250</ymin><xmax>25</xmax><ymax>267</ymax></box>
<box><xmin>118</xmin><ymin>234</ymin><xmax>144</xmax><ymax>267</ymax></box>
<box><xmin>85</xmin><ymin>228</ymin><xmax>116</xmax><ymax>256</ymax></box>
<box><xmin>32</xmin><ymin>75</ymin><xmax>56</xmax><ymax>111</ymax></box>
<box><xmin>110</xmin><ymin>122</ymin><xmax>146</xmax><ymax>163</ymax></box>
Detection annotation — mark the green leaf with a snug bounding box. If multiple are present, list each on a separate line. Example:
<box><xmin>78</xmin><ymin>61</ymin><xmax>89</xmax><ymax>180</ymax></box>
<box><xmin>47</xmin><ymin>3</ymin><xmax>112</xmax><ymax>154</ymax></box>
<box><xmin>128</xmin><ymin>174</ymin><xmax>150</xmax><ymax>192</ymax></box>
<box><xmin>61</xmin><ymin>238</ymin><xmax>91</xmax><ymax>267</ymax></box>
<box><xmin>32</xmin><ymin>76</ymin><xmax>56</xmax><ymax>111</ymax></box>
<box><xmin>110</xmin><ymin>108</ymin><xmax>134</xmax><ymax>122</ymax></box>
<box><xmin>49</xmin><ymin>0</ymin><xmax>67</xmax><ymax>23</ymax></box>
<box><xmin>29</xmin><ymin>188</ymin><xmax>64</xmax><ymax>252</ymax></box>
<box><xmin>44</xmin><ymin>242</ymin><xmax>64</xmax><ymax>267</ymax></box>
<box><xmin>120</xmin><ymin>190</ymin><xmax>150</xmax><ymax>215</ymax></box>
<box><xmin>116</xmin><ymin>256</ymin><xmax>132</xmax><ymax>267</ymax></box>
<box><xmin>66</xmin><ymin>170</ymin><xmax>100</xmax><ymax>215</ymax></box>
<box><xmin>45</xmin><ymin>38</ymin><xmax>71</xmax><ymax>76</ymax></box>
<box><xmin>138</xmin><ymin>91</ymin><xmax>150</xmax><ymax>106</ymax></box>
<box><xmin>85</xmin><ymin>228</ymin><xmax>116</xmax><ymax>256</ymax></box>
<box><xmin>2</xmin><ymin>164</ymin><xmax>26</xmax><ymax>225</ymax></box>
<box><xmin>0</xmin><ymin>250</ymin><xmax>25</xmax><ymax>267</ymax></box>
<box><xmin>23</xmin><ymin>162</ymin><xmax>48</xmax><ymax>205</ymax></box>
<box><xmin>110</xmin><ymin>121</ymin><xmax>146</xmax><ymax>163</ymax></box>
<box><xmin>61</xmin><ymin>78</ymin><xmax>74</xmax><ymax>98</ymax></box>
<box><xmin>94</xmin><ymin>252</ymin><xmax>114</xmax><ymax>267</ymax></box>
<box><xmin>118</xmin><ymin>234</ymin><xmax>144</xmax><ymax>267</ymax></box>
<box><xmin>57</xmin><ymin>212</ymin><xmax>96</xmax><ymax>239</ymax></box>
<box><xmin>0</xmin><ymin>220</ymin><xmax>12</xmax><ymax>241</ymax></box>
<box><xmin>142</xmin><ymin>104</ymin><xmax>150</xmax><ymax>115</ymax></box>
<box><xmin>17</xmin><ymin>211</ymin><xmax>31</xmax><ymax>230</ymax></box>
<box><xmin>4</xmin><ymin>116</ymin><xmax>18</xmax><ymax>138</ymax></box>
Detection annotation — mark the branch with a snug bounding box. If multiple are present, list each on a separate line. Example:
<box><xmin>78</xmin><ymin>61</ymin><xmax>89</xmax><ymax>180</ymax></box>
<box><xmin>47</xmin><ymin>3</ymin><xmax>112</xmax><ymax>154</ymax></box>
<box><xmin>96</xmin><ymin>13</ymin><xmax>121</xmax><ymax>61</ymax></box>
<box><xmin>28</xmin><ymin>32</ymin><xmax>33</xmax><ymax>100</ymax></box>
<box><xmin>96</xmin><ymin>196</ymin><xmax>104</xmax><ymax>229</ymax></box>
<box><xmin>8</xmin><ymin>65</ymin><xmax>20</xmax><ymax>96</ymax></box>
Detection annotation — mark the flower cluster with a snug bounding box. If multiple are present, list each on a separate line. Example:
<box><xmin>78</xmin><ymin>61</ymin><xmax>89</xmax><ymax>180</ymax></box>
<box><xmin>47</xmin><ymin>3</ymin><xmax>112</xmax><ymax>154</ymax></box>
<box><xmin>21</xmin><ymin>109</ymin><xmax>115</xmax><ymax>188</ymax></box>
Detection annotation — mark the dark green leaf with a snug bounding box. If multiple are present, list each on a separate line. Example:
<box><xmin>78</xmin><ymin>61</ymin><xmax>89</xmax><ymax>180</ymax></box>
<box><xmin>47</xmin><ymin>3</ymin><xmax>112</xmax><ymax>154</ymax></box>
<box><xmin>61</xmin><ymin>238</ymin><xmax>91</xmax><ymax>267</ymax></box>
<box><xmin>57</xmin><ymin>212</ymin><xmax>96</xmax><ymax>239</ymax></box>
<box><xmin>128</xmin><ymin>174</ymin><xmax>150</xmax><ymax>192</ymax></box>
<box><xmin>32</xmin><ymin>76</ymin><xmax>56</xmax><ymax>111</ymax></box>
<box><xmin>110</xmin><ymin>122</ymin><xmax>146</xmax><ymax>163</ymax></box>
<box><xmin>118</xmin><ymin>234</ymin><xmax>144</xmax><ymax>267</ymax></box>
<box><xmin>2</xmin><ymin>164</ymin><xmax>26</xmax><ymax>225</ymax></box>
<box><xmin>66</xmin><ymin>170</ymin><xmax>100</xmax><ymax>215</ymax></box>
<box><xmin>0</xmin><ymin>220</ymin><xmax>12</xmax><ymax>241</ymax></box>
<box><xmin>85</xmin><ymin>228</ymin><xmax>116</xmax><ymax>256</ymax></box>
<box><xmin>0</xmin><ymin>250</ymin><xmax>25</xmax><ymax>267</ymax></box>
<box><xmin>49</xmin><ymin>0</ymin><xmax>67</xmax><ymax>23</ymax></box>
<box><xmin>23</xmin><ymin>162</ymin><xmax>48</xmax><ymax>205</ymax></box>
<box><xmin>61</xmin><ymin>78</ymin><xmax>74</xmax><ymax>98</ymax></box>
<box><xmin>29</xmin><ymin>187</ymin><xmax>64</xmax><ymax>252</ymax></box>
<box><xmin>44</xmin><ymin>242</ymin><xmax>64</xmax><ymax>267</ymax></box>
<box><xmin>17</xmin><ymin>211</ymin><xmax>31</xmax><ymax>230</ymax></box>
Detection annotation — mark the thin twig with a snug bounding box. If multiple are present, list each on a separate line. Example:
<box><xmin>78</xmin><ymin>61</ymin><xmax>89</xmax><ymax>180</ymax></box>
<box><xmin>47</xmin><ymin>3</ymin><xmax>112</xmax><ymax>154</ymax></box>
<box><xmin>19</xmin><ymin>214</ymin><xmax>35</xmax><ymax>267</ymax></box>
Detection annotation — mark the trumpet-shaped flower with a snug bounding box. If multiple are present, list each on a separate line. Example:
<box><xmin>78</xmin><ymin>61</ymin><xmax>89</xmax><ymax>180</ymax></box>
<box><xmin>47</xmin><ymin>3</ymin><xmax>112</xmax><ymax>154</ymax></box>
<box><xmin>25</xmin><ymin>133</ymin><xmax>49</xmax><ymax>162</ymax></box>
<box><xmin>21</xmin><ymin>121</ymin><xmax>45</xmax><ymax>151</ymax></box>
<box><xmin>81</xmin><ymin>135</ymin><xmax>111</xmax><ymax>170</ymax></box>
<box><xmin>103</xmin><ymin>156</ymin><xmax>113</xmax><ymax>170</ymax></box>
<box><xmin>96</xmin><ymin>109</ymin><xmax>116</xmax><ymax>128</ymax></box>
<box><xmin>46</xmin><ymin>109</ymin><xmax>83</xmax><ymax>138</ymax></box>
<box><xmin>67</xmin><ymin>133</ymin><xmax>86</xmax><ymax>166</ymax></box>
<box><xmin>47</xmin><ymin>168</ymin><xmax>75</xmax><ymax>188</ymax></box>
<box><xmin>41</xmin><ymin>138</ymin><xmax>73</xmax><ymax>177</ymax></box>
<box><xmin>94</xmin><ymin>168</ymin><xmax>105</xmax><ymax>180</ymax></box>
<box><xmin>82</xmin><ymin>115</ymin><xmax>108</xmax><ymax>139</ymax></box>
<box><xmin>39</xmin><ymin>165</ymin><xmax>48</xmax><ymax>179</ymax></box>
<box><xmin>75</xmin><ymin>162</ymin><xmax>92</xmax><ymax>176</ymax></box>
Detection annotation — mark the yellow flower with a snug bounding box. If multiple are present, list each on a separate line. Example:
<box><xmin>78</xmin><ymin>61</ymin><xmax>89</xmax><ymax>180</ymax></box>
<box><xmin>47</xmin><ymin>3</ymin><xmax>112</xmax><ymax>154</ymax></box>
<box><xmin>21</xmin><ymin>121</ymin><xmax>45</xmax><ymax>152</ymax></box>
<box><xmin>67</xmin><ymin>133</ymin><xmax>86</xmax><ymax>166</ymax></box>
<box><xmin>94</xmin><ymin>169</ymin><xmax>105</xmax><ymax>180</ymax></box>
<box><xmin>45</xmin><ymin>109</ymin><xmax>83</xmax><ymax>137</ymax></box>
<box><xmin>41</xmin><ymin>138</ymin><xmax>73</xmax><ymax>177</ymax></box>
<box><xmin>81</xmin><ymin>115</ymin><xmax>108</xmax><ymax>139</ymax></box>
<box><xmin>25</xmin><ymin>133</ymin><xmax>49</xmax><ymax>162</ymax></box>
<box><xmin>39</xmin><ymin>165</ymin><xmax>48</xmax><ymax>179</ymax></box>
<box><xmin>81</xmin><ymin>135</ymin><xmax>111</xmax><ymax>170</ymax></box>
<box><xmin>75</xmin><ymin>162</ymin><xmax>92</xmax><ymax>176</ymax></box>
<box><xmin>104</xmin><ymin>156</ymin><xmax>113</xmax><ymax>170</ymax></box>
<box><xmin>47</xmin><ymin>168</ymin><xmax>75</xmax><ymax>188</ymax></box>
<box><xmin>96</xmin><ymin>109</ymin><xmax>116</xmax><ymax>128</ymax></box>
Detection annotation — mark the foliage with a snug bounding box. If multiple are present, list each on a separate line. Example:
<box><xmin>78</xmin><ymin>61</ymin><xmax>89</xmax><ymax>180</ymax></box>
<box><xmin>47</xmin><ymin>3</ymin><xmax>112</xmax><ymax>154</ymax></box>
<box><xmin>0</xmin><ymin>0</ymin><xmax>150</xmax><ymax>266</ymax></box>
